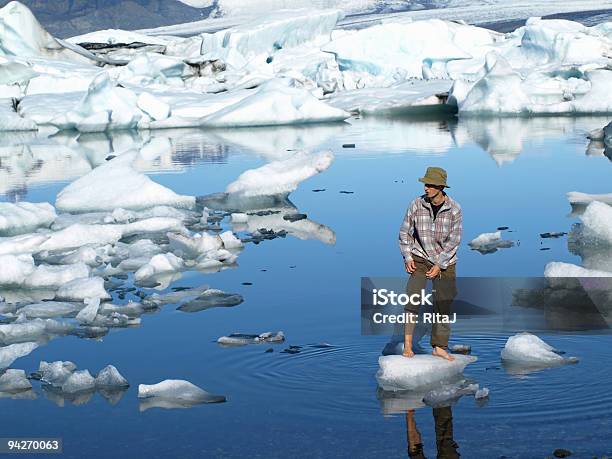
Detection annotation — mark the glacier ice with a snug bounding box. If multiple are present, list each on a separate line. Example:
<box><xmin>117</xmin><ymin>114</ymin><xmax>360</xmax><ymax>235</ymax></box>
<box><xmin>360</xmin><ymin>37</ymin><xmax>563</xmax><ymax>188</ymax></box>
<box><xmin>0</xmin><ymin>369</ymin><xmax>32</xmax><ymax>393</ymax></box>
<box><xmin>226</xmin><ymin>150</ymin><xmax>333</xmax><ymax>197</ymax></box>
<box><xmin>61</xmin><ymin>369</ymin><xmax>96</xmax><ymax>394</ymax></box>
<box><xmin>75</xmin><ymin>297</ymin><xmax>100</xmax><ymax>324</ymax></box>
<box><xmin>468</xmin><ymin>231</ymin><xmax>514</xmax><ymax>254</ymax></box>
<box><xmin>38</xmin><ymin>360</ymin><xmax>77</xmax><ymax>387</ymax></box>
<box><xmin>138</xmin><ymin>379</ymin><xmax>226</xmax><ymax>410</ymax></box>
<box><xmin>376</xmin><ymin>354</ymin><xmax>478</xmax><ymax>391</ymax></box>
<box><xmin>95</xmin><ymin>365</ymin><xmax>129</xmax><ymax>388</ymax></box>
<box><xmin>56</xmin><ymin>151</ymin><xmax>195</xmax><ymax>212</ymax></box>
<box><xmin>217</xmin><ymin>331</ymin><xmax>284</xmax><ymax>346</ymax></box>
<box><xmin>16</xmin><ymin>301</ymin><xmax>81</xmax><ymax>319</ymax></box>
<box><xmin>0</xmin><ymin>342</ymin><xmax>38</xmax><ymax>369</ymax></box>
<box><xmin>0</xmin><ymin>202</ymin><xmax>56</xmax><ymax>236</ymax></box>
<box><xmin>501</xmin><ymin>332</ymin><xmax>578</xmax><ymax>366</ymax></box>
<box><xmin>55</xmin><ymin>277</ymin><xmax>110</xmax><ymax>301</ymax></box>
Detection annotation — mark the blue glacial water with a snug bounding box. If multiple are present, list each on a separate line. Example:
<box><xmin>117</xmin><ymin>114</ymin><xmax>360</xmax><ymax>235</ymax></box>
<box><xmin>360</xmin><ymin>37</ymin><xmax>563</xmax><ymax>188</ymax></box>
<box><xmin>1</xmin><ymin>115</ymin><xmax>611</xmax><ymax>458</ymax></box>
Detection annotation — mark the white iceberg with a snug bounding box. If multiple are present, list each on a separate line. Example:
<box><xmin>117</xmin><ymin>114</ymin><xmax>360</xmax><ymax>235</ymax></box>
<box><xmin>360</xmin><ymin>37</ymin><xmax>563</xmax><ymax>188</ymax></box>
<box><xmin>95</xmin><ymin>365</ymin><xmax>129</xmax><ymax>388</ymax></box>
<box><xmin>218</xmin><ymin>331</ymin><xmax>284</xmax><ymax>346</ymax></box>
<box><xmin>168</xmin><ymin>232</ymin><xmax>223</xmax><ymax>258</ymax></box>
<box><xmin>376</xmin><ymin>354</ymin><xmax>478</xmax><ymax>391</ymax></box>
<box><xmin>39</xmin><ymin>360</ymin><xmax>77</xmax><ymax>387</ymax></box>
<box><xmin>55</xmin><ymin>277</ymin><xmax>110</xmax><ymax>301</ymax></box>
<box><xmin>134</xmin><ymin>253</ymin><xmax>184</xmax><ymax>283</ymax></box>
<box><xmin>227</xmin><ymin>150</ymin><xmax>333</xmax><ymax>197</ymax></box>
<box><xmin>61</xmin><ymin>369</ymin><xmax>96</xmax><ymax>394</ymax></box>
<box><xmin>16</xmin><ymin>301</ymin><xmax>80</xmax><ymax>319</ymax></box>
<box><xmin>0</xmin><ymin>369</ymin><xmax>32</xmax><ymax>393</ymax></box>
<box><xmin>567</xmin><ymin>192</ymin><xmax>612</xmax><ymax>206</ymax></box>
<box><xmin>578</xmin><ymin>201</ymin><xmax>612</xmax><ymax>244</ymax></box>
<box><xmin>138</xmin><ymin>379</ymin><xmax>226</xmax><ymax>410</ymax></box>
<box><xmin>24</xmin><ymin>262</ymin><xmax>90</xmax><ymax>289</ymax></box>
<box><xmin>468</xmin><ymin>231</ymin><xmax>514</xmax><ymax>254</ymax></box>
<box><xmin>501</xmin><ymin>332</ymin><xmax>578</xmax><ymax>366</ymax></box>
<box><xmin>56</xmin><ymin>151</ymin><xmax>195</xmax><ymax>212</ymax></box>
<box><xmin>75</xmin><ymin>297</ymin><xmax>100</xmax><ymax>324</ymax></box>
<box><xmin>219</xmin><ymin>231</ymin><xmax>242</xmax><ymax>250</ymax></box>
<box><xmin>201</xmin><ymin>80</ymin><xmax>349</xmax><ymax>128</ymax></box>
<box><xmin>0</xmin><ymin>342</ymin><xmax>38</xmax><ymax>369</ymax></box>
<box><xmin>0</xmin><ymin>202</ymin><xmax>56</xmax><ymax>236</ymax></box>
<box><xmin>0</xmin><ymin>254</ymin><xmax>35</xmax><ymax>285</ymax></box>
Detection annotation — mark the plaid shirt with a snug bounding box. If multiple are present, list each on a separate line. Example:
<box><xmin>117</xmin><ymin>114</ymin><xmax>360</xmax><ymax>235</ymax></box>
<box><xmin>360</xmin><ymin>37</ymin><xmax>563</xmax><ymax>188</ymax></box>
<box><xmin>399</xmin><ymin>194</ymin><xmax>462</xmax><ymax>269</ymax></box>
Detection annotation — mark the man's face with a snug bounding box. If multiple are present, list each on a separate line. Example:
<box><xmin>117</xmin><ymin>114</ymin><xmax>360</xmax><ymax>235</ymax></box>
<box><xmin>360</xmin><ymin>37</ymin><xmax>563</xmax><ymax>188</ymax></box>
<box><xmin>424</xmin><ymin>183</ymin><xmax>444</xmax><ymax>199</ymax></box>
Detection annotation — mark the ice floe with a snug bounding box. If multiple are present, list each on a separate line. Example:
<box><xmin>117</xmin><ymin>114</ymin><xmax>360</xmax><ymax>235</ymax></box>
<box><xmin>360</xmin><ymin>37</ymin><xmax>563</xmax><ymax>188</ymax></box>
<box><xmin>95</xmin><ymin>365</ymin><xmax>129</xmax><ymax>389</ymax></box>
<box><xmin>0</xmin><ymin>202</ymin><xmax>56</xmax><ymax>236</ymax></box>
<box><xmin>468</xmin><ymin>231</ymin><xmax>514</xmax><ymax>254</ymax></box>
<box><xmin>226</xmin><ymin>150</ymin><xmax>334</xmax><ymax>198</ymax></box>
<box><xmin>218</xmin><ymin>331</ymin><xmax>285</xmax><ymax>346</ymax></box>
<box><xmin>138</xmin><ymin>379</ymin><xmax>226</xmax><ymax>410</ymax></box>
<box><xmin>56</xmin><ymin>151</ymin><xmax>195</xmax><ymax>212</ymax></box>
<box><xmin>0</xmin><ymin>369</ymin><xmax>32</xmax><ymax>393</ymax></box>
<box><xmin>0</xmin><ymin>342</ymin><xmax>38</xmax><ymax>369</ymax></box>
<box><xmin>501</xmin><ymin>332</ymin><xmax>578</xmax><ymax>367</ymax></box>
<box><xmin>376</xmin><ymin>354</ymin><xmax>477</xmax><ymax>391</ymax></box>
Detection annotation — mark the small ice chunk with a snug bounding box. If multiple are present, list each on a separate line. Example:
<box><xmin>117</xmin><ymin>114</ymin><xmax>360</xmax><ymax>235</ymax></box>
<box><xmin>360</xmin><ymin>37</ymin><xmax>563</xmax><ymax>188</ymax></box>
<box><xmin>39</xmin><ymin>360</ymin><xmax>76</xmax><ymax>387</ymax></box>
<box><xmin>226</xmin><ymin>150</ymin><xmax>334</xmax><ymax>198</ymax></box>
<box><xmin>0</xmin><ymin>254</ymin><xmax>35</xmax><ymax>285</ymax></box>
<box><xmin>501</xmin><ymin>332</ymin><xmax>578</xmax><ymax>366</ymax></box>
<box><xmin>95</xmin><ymin>365</ymin><xmax>129</xmax><ymax>388</ymax></box>
<box><xmin>24</xmin><ymin>263</ymin><xmax>90</xmax><ymax>288</ymax></box>
<box><xmin>134</xmin><ymin>253</ymin><xmax>184</xmax><ymax>283</ymax></box>
<box><xmin>137</xmin><ymin>379</ymin><xmax>226</xmax><ymax>408</ymax></box>
<box><xmin>0</xmin><ymin>342</ymin><xmax>39</xmax><ymax>369</ymax></box>
<box><xmin>167</xmin><ymin>232</ymin><xmax>222</xmax><ymax>258</ymax></box>
<box><xmin>475</xmin><ymin>387</ymin><xmax>489</xmax><ymax>399</ymax></box>
<box><xmin>176</xmin><ymin>289</ymin><xmax>243</xmax><ymax>313</ymax></box>
<box><xmin>17</xmin><ymin>301</ymin><xmax>80</xmax><ymax>319</ymax></box>
<box><xmin>0</xmin><ymin>369</ymin><xmax>32</xmax><ymax>393</ymax></box>
<box><xmin>0</xmin><ymin>202</ymin><xmax>56</xmax><ymax>236</ymax></box>
<box><xmin>451</xmin><ymin>344</ymin><xmax>471</xmax><ymax>354</ymax></box>
<box><xmin>468</xmin><ymin>231</ymin><xmax>514</xmax><ymax>254</ymax></box>
<box><xmin>55</xmin><ymin>277</ymin><xmax>110</xmax><ymax>301</ymax></box>
<box><xmin>219</xmin><ymin>231</ymin><xmax>243</xmax><ymax>249</ymax></box>
<box><xmin>76</xmin><ymin>297</ymin><xmax>100</xmax><ymax>324</ymax></box>
<box><xmin>579</xmin><ymin>201</ymin><xmax>612</xmax><ymax>244</ymax></box>
<box><xmin>218</xmin><ymin>331</ymin><xmax>284</xmax><ymax>346</ymax></box>
<box><xmin>61</xmin><ymin>370</ymin><xmax>96</xmax><ymax>394</ymax></box>
<box><xmin>376</xmin><ymin>354</ymin><xmax>477</xmax><ymax>391</ymax></box>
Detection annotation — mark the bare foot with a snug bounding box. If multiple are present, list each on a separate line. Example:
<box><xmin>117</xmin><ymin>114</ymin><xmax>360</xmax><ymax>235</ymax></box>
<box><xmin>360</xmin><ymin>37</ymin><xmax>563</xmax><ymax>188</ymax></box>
<box><xmin>432</xmin><ymin>347</ymin><xmax>455</xmax><ymax>361</ymax></box>
<box><xmin>403</xmin><ymin>348</ymin><xmax>415</xmax><ymax>358</ymax></box>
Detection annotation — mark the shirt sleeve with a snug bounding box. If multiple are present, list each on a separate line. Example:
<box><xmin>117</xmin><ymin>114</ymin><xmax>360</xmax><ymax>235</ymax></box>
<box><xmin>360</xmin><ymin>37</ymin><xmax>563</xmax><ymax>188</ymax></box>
<box><xmin>437</xmin><ymin>207</ymin><xmax>462</xmax><ymax>270</ymax></box>
<box><xmin>398</xmin><ymin>201</ymin><xmax>416</xmax><ymax>262</ymax></box>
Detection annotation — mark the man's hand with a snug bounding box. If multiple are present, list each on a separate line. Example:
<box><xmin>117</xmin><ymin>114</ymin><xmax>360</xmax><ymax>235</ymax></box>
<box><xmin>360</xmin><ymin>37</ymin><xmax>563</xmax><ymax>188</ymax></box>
<box><xmin>405</xmin><ymin>259</ymin><xmax>416</xmax><ymax>273</ymax></box>
<box><xmin>426</xmin><ymin>265</ymin><xmax>441</xmax><ymax>279</ymax></box>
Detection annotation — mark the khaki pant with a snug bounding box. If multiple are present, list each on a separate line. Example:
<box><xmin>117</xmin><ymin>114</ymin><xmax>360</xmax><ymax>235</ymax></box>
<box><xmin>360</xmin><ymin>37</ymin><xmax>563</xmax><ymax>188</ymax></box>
<box><xmin>405</xmin><ymin>255</ymin><xmax>457</xmax><ymax>349</ymax></box>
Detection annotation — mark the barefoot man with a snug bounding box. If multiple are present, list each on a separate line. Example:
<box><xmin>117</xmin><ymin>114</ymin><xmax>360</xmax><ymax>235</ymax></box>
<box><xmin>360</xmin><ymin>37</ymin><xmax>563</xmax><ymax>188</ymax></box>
<box><xmin>399</xmin><ymin>167</ymin><xmax>462</xmax><ymax>361</ymax></box>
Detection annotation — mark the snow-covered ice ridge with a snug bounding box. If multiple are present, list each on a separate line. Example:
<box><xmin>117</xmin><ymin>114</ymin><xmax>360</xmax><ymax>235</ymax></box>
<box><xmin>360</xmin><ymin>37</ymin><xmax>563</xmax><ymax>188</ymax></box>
<box><xmin>2</xmin><ymin>1</ymin><xmax>612</xmax><ymax>134</ymax></box>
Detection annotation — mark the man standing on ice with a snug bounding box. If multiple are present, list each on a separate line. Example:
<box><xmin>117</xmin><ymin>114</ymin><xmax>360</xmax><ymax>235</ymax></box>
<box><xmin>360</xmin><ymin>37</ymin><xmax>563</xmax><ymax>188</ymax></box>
<box><xmin>399</xmin><ymin>167</ymin><xmax>462</xmax><ymax>361</ymax></box>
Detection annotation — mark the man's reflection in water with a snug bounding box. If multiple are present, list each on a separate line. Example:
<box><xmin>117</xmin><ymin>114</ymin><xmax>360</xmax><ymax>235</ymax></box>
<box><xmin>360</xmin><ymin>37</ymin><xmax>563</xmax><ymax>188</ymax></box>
<box><xmin>405</xmin><ymin>407</ymin><xmax>460</xmax><ymax>459</ymax></box>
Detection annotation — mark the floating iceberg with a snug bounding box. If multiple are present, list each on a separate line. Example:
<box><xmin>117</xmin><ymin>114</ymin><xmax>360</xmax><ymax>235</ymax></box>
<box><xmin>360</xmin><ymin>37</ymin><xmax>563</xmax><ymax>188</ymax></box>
<box><xmin>201</xmin><ymin>80</ymin><xmax>349</xmax><ymax>127</ymax></box>
<box><xmin>75</xmin><ymin>297</ymin><xmax>100</xmax><ymax>324</ymax></box>
<box><xmin>501</xmin><ymin>332</ymin><xmax>578</xmax><ymax>367</ymax></box>
<box><xmin>217</xmin><ymin>331</ymin><xmax>284</xmax><ymax>346</ymax></box>
<box><xmin>61</xmin><ymin>369</ymin><xmax>96</xmax><ymax>394</ymax></box>
<box><xmin>176</xmin><ymin>288</ymin><xmax>243</xmax><ymax>313</ymax></box>
<box><xmin>544</xmin><ymin>261</ymin><xmax>612</xmax><ymax>279</ymax></box>
<box><xmin>0</xmin><ymin>202</ymin><xmax>56</xmax><ymax>236</ymax></box>
<box><xmin>16</xmin><ymin>301</ymin><xmax>80</xmax><ymax>319</ymax></box>
<box><xmin>0</xmin><ymin>342</ymin><xmax>38</xmax><ymax>369</ymax></box>
<box><xmin>134</xmin><ymin>253</ymin><xmax>185</xmax><ymax>284</ymax></box>
<box><xmin>468</xmin><ymin>231</ymin><xmax>514</xmax><ymax>254</ymax></box>
<box><xmin>576</xmin><ymin>201</ymin><xmax>612</xmax><ymax>244</ymax></box>
<box><xmin>55</xmin><ymin>277</ymin><xmax>110</xmax><ymax>301</ymax></box>
<box><xmin>227</xmin><ymin>150</ymin><xmax>333</xmax><ymax>197</ymax></box>
<box><xmin>0</xmin><ymin>369</ymin><xmax>32</xmax><ymax>393</ymax></box>
<box><xmin>0</xmin><ymin>319</ymin><xmax>70</xmax><ymax>345</ymax></box>
<box><xmin>38</xmin><ymin>360</ymin><xmax>77</xmax><ymax>387</ymax></box>
<box><xmin>376</xmin><ymin>354</ymin><xmax>477</xmax><ymax>391</ymax></box>
<box><xmin>138</xmin><ymin>379</ymin><xmax>226</xmax><ymax>410</ymax></box>
<box><xmin>95</xmin><ymin>365</ymin><xmax>129</xmax><ymax>389</ymax></box>
<box><xmin>56</xmin><ymin>151</ymin><xmax>195</xmax><ymax>212</ymax></box>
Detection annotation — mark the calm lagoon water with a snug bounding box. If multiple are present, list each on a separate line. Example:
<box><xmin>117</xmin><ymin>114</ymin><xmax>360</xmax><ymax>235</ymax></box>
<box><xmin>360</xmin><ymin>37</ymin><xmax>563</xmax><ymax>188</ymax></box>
<box><xmin>1</xmin><ymin>115</ymin><xmax>611</xmax><ymax>458</ymax></box>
